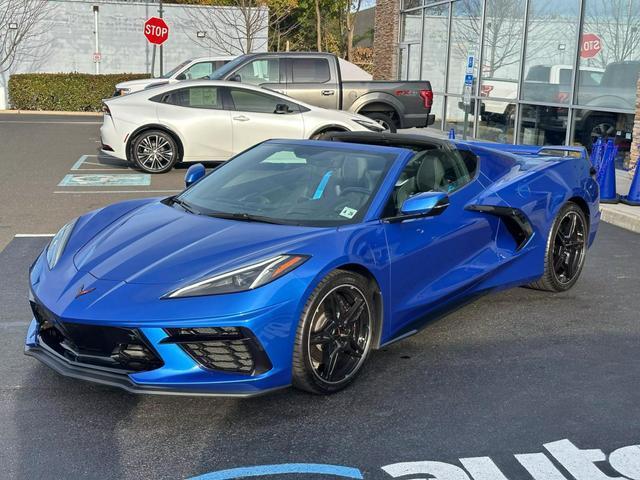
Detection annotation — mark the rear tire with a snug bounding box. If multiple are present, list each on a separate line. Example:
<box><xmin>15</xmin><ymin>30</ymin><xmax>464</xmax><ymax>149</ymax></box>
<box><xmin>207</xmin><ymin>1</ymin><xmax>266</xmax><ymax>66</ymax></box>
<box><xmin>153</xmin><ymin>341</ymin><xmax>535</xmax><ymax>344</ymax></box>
<box><xmin>131</xmin><ymin>129</ymin><xmax>179</xmax><ymax>174</ymax></box>
<box><xmin>292</xmin><ymin>270</ymin><xmax>375</xmax><ymax>394</ymax></box>
<box><xmin>363</xmin><ymin>112</ymin><xmax>398</xmax><ymax>133</ymax></box>
<box><xmin>529</xmin><ymin>202</ymin><xmax>588</xmax><ymax>292</ymax></box>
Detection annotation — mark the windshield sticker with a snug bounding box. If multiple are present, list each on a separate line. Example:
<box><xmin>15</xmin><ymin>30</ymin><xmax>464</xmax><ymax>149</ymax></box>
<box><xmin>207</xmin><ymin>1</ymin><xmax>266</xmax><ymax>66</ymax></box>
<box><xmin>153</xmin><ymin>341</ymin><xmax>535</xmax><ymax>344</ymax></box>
<box><xmin>340</xmin><ymin>207</ymin><xmax>358</xmax><ymax>219</ymax></box>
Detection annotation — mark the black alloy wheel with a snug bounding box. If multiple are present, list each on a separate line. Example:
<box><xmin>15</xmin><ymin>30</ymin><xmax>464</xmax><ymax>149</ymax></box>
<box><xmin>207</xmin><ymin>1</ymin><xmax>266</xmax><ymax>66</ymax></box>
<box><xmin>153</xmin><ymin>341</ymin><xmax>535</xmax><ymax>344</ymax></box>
<box><xmin>530</xmin><ymin>203</ymin><xmax>588</xmax><ymax>292</ymax></box>
<box><xmin>292</xmin><ymin>270</ymin><xmax>374</xmax><ymax>394</ymax></box>
<box><xmin>132</xmin><ymin>130</ymin><xmax>179</xmax><ymax>174</ymax></box>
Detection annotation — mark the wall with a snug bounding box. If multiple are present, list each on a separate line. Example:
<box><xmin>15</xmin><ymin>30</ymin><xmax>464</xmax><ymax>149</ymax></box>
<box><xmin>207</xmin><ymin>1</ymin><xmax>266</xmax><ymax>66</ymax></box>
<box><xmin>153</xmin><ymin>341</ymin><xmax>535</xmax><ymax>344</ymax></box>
<box><xmin>1</xmin><ymin>0</ymin><xmax>268</xmax><ymax>107</ymax></box>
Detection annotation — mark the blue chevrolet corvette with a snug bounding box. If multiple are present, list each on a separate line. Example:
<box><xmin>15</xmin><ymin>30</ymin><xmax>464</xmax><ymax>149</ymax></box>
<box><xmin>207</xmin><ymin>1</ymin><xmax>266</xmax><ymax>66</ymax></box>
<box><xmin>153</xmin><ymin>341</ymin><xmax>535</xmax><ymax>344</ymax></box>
<box><xmin>25</xmin><ymin>133</ymin><xmax>599</xmax><ymax>395</ymax></box>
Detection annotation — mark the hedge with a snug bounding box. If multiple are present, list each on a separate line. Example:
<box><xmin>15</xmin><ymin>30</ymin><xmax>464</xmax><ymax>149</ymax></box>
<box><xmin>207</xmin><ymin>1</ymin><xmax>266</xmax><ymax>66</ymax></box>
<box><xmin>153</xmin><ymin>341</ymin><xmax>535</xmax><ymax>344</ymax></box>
<box><xmin>8</xmin><ymin>73</ymin><xmax>151</xmax><ymax>112</ymax></box>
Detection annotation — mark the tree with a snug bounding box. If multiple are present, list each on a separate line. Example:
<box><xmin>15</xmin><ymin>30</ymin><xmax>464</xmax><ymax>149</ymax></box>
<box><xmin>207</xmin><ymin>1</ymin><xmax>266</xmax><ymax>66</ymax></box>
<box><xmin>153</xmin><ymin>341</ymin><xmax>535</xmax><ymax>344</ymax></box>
<box><xmin>0</xmin><ymin>0</ymin><xmax>51</xmax><ymax>74</ymax></box>
<box><xmin>181</xmin><ymin>0</ymin><xmax>269</xmax><ymax>54</ymax></box>
<box><xmin>344</xmin><ymin>0</ymin><xmax>362</xmax><ymax>61</ymax></box>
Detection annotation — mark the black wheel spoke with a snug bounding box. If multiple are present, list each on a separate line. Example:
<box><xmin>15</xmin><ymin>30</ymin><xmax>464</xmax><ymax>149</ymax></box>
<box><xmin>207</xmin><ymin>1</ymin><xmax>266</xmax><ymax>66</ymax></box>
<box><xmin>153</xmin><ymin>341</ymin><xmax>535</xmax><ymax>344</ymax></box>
<box><xmin>341</xmin><ymin>296</ymin><xmax>365</xmax><ymax>326</ymax></box>
<box><xmin>310</xmin><ymin>330</ymin><xmax>334</xmax><ymax>346</ymax></box>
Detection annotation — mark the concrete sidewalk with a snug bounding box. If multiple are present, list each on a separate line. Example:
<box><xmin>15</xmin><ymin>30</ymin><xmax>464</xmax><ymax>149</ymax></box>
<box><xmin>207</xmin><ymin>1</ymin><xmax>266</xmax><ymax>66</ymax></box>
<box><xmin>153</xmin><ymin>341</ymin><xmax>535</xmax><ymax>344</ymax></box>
<box><xmin>600</xmin><ymin>169</ymin><xmax>640</xmax><ymax>234</ymax></box>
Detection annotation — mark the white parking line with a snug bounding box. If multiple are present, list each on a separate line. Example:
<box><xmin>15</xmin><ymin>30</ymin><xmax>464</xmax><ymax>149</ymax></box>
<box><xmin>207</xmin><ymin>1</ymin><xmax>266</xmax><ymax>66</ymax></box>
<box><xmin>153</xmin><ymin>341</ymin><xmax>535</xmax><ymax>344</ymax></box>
<box><xmin>71</xmin><ymin>155</ymin><xmax>89</xmax><ymax>170</ymax></box>
<box><xmin>14</xmin><ymin>234</ymin><xmax>55</xmax><ymax>237</ymax></box>
<box><xmin>54</xmin><ymin>190</ymin><xmax>180</xmax><ymax>194</ymax></box>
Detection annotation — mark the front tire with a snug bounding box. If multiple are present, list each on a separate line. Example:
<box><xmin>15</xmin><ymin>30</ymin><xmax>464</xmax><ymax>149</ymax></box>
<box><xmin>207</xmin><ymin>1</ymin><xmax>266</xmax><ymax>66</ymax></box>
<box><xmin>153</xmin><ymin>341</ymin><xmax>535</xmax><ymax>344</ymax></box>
<box><xmin>529</xmin><ymin>202</ymin><xmax>588</xmax><ymax>292</ymax></box>
<box><xmin>292</xmin><ymin>270</ymin><xmax>375</xmax><ymax>394</ymax></box>
<box><xmin>131</xmin><ymin>130</ymin><xmax>179</xmax><ymax>174</ymax></box>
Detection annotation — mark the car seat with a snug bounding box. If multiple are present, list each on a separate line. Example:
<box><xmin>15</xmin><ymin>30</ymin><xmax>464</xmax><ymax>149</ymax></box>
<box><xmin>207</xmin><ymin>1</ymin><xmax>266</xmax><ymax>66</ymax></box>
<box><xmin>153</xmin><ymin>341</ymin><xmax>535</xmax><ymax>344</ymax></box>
<box><xmin>395</xmin><ymin>150</ymin><xmax>446</xmax><ymax>210</ymax></box>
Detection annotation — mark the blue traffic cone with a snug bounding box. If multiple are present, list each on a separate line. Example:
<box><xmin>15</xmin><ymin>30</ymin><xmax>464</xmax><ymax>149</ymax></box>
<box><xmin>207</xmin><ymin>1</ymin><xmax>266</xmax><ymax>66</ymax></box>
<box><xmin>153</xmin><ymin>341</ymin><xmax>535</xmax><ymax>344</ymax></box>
<box><xmin>621</xmin><ymin>164</ymin><xmax>640</xmax><ymax>206</ymax></box>
<box><xmin>448</xmin><ymin>128</ymin><xmax>456</xmax><ymax>140</ymax></box>
<box><xmin>598</xmin><ymin>140</ymin><xmax>619</xmax><ymax>204</ymax></box>
<box><xmin>590</xmin><ymin>138</ymin><xmax>603</xmax><ymax>168</ymax></box>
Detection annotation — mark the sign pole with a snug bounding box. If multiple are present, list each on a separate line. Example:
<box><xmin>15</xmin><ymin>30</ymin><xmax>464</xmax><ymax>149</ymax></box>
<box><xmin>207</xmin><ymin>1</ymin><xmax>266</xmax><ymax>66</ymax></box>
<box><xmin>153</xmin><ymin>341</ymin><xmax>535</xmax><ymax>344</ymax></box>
<box><xmin>151</xmin><ymin>44</ymin><xmax>156</xmax><ymax>77</ymax></box>
<box><xmin>462</xmin><ymin>53</ymin><xmax>475</xmax><ymax>141</ymax></box>
<box><xmin>159</xmin><ymin>0</ymin><xmax>164</xmax><ymax>77</ymax></box>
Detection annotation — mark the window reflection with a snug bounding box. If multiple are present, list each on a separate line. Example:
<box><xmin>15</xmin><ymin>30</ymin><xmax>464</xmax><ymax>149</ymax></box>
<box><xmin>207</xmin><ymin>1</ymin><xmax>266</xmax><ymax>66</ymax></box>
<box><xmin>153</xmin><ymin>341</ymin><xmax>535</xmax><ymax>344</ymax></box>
<box><xmin>421</xmin><ymin>5</ymin><xmax>449</xmax><ymax>92</ymax></box>
<box><xmin>519</xmin><ymin>104</ymin><xmax>568</xmax><ymax>145</ymax></box>
<box><xmin>577</xmin><ymin>0</ymin><xmax>640</xmax><ymax>109</ymax></box>
<box><xmin>447</xmin><ymin>0</ymin><xmax>482</xmax><ymax>94</ymax></box>
<box><xmin>521</xmin><ymin>0</ymin><xmax>580</xmax><ymax>104</ymax></box>
<box><xmin>480</xmin><ymin>0</ymin><xmax>525</xmax><ymax>98</ymax></box>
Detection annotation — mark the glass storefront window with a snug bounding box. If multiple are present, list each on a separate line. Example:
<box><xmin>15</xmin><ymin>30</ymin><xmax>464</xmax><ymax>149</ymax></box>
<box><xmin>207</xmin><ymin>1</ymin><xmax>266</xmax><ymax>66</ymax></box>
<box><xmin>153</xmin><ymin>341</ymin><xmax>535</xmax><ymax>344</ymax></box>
<box><xmin>399</xmin><ymin>43</ymin><xmax>422</xmax><ymax>80</ymax></box>
<box><xmin>572</xmin><ymin>109</ymin><xmax>633</xmax><ymax>167</ymax></box>
<box><xmin>403</xmin><ymin>0</ymin><xmax>422</xmax><ymax>9</ymax></box>
<box><xmin>521</xmin><ymin>0</ymin><xmax>580</xmax><ymax>104</ymax></box>
<box><xmin>577</xmin><ymin>0</ymin><xmax>640</xmax><ymax>110</ymax></box>
<box><xmin>519</xmin><ymin>104</ymin><xmax>568</xmax><ymax>145</ymax></box>
<box><xmin>428</xmin><ymin>93</ymin><xmax>445</xmax><ymax>130</ymax></box>
<box><xmin>445</xmin><ymin>96</ymin><xmax>476</xmax><ymax>137</ymax></box>
<box><xmin>421</xmin><ymin>4</ymin><xmax>449</xmax><ymax>93</ymax></box>
<box><xmin>447</xmin><ymin>0</ymin><xmax>482</xmax><ymax>94</ymax></box>
<box><xmin>401</xmin><ymin>9</ymin><xmax>423</xmax><ymax>43</ymax></box>
<box><xmin>477</xmin><ymin>100</ymin><xmax>515</xmax><ymax>143</ymax></box>
<box><xmin>480</xmin><ymin>0</ymin><xmax>526</xmax><ymax>100</ymax></box>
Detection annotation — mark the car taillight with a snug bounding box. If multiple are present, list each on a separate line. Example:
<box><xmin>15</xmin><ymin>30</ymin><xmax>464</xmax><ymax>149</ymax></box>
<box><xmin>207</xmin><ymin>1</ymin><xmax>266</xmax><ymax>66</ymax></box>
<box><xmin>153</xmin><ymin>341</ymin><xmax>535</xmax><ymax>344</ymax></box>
<box><xmin>481</xmin><ymin>85</ymin><xmax>494</xmax><ymax>97</ymax></box>
<box><xmin>419</xmin><ymin>89</ymin><xmax>433</xmax><ymax>109</ymax></box>
<box><xmin>101</xmin><ymin>103</ymin><xmax>111</xmax><ymax>116</ymax></box>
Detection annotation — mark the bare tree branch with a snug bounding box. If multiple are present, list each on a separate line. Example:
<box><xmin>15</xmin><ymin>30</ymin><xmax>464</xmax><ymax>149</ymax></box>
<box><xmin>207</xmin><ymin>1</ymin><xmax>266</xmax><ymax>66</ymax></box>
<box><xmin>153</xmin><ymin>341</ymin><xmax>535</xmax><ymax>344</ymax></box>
<box><xmin>0</xmin><ymin>0</ymin><xmax>52</xmax><ymax>73</ymax></box>
<box><xmin>181</xmin><ymin>1</ymin><xmax>268</xmax><ymax>55</ymax></box>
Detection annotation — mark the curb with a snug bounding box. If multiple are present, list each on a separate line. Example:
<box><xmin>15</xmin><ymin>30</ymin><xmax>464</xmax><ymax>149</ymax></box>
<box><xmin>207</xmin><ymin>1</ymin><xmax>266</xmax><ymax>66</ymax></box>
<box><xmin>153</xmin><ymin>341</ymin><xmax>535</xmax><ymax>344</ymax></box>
<box><xmin>0</xmin><ymin>109</ymin><xmax>102</xmax><ymax>116</ymax></box>
<box><xmin>600</xmin><ymin>204</ymin><xmax>640</xmax><ymax>234</ymax></box>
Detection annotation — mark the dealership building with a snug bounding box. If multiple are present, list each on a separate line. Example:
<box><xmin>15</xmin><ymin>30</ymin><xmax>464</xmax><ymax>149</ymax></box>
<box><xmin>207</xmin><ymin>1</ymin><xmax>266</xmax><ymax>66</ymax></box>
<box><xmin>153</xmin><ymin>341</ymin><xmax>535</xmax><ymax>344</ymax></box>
<box><xmin>373</xmin><ymin>0</ymin><xmax>640</xmax><ymax>167</ymax></box>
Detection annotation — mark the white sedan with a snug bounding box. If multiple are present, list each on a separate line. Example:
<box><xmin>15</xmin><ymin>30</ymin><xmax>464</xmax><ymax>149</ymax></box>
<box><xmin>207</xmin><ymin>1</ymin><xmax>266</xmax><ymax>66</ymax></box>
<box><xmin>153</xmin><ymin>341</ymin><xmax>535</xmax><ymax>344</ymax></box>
<box><xmin>100</xmin><ymin>80</ymin><xmax>384</xmax><ymax>173</ymax></box>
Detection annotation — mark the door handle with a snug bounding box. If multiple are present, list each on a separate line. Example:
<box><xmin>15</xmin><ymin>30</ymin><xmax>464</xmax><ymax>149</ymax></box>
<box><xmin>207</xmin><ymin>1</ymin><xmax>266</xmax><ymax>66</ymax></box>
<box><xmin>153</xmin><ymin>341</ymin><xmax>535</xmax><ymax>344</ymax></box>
<box><xmin>233</xmin><ymin>115</ymin><xmax>250</xmax><ymax>121</ymax></box>
<box><xmin>321</xmin><ymin>90</ymin><xmax>335</xmax><ymax>96</ymax></box>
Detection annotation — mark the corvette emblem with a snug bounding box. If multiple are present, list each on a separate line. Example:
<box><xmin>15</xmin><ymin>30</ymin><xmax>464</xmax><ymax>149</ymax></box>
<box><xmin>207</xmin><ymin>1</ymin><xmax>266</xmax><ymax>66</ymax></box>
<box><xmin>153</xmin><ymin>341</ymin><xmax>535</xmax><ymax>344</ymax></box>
<box><xmin>76</xmin><ymin>285</ymin><xmax>96</xmax><ymax>298</ymax></box>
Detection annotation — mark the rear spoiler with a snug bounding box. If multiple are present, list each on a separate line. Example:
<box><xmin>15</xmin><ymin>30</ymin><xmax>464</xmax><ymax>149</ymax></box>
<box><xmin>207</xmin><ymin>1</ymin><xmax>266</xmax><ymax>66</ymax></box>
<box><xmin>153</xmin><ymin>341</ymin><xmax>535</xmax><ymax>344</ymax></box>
<box><xmin>465</xmin><ymin>141</ymin><xmax>588</xmax><ymax>160</ymax></box>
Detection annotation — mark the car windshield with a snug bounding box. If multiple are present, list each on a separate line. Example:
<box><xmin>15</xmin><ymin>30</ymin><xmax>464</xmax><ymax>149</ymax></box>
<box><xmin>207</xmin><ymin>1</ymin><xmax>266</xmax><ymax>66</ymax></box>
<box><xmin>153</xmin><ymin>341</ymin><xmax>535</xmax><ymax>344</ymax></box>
<box><xmin>208</xmin><ymin>55</ymin><xmax>249</xmax><ymax>79</ymax></box>
<box><xmin>176</xmin><ymin>143</ymin><xmax>397</xmax><ymax>227</ymax></box>
<box><xmin>160</xmin><ymin>60</ymin><xmax>192</xmax><ymax>79</ymax></box>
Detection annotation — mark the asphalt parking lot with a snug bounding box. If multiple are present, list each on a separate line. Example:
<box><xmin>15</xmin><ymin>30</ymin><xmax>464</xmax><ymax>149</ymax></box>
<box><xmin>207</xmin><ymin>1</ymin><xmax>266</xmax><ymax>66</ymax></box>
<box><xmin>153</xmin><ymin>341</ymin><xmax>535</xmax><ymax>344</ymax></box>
<box><xmin>1</xmin><ymin>114</ymin><xmax>640</xmax><ymax>479</ymax></box>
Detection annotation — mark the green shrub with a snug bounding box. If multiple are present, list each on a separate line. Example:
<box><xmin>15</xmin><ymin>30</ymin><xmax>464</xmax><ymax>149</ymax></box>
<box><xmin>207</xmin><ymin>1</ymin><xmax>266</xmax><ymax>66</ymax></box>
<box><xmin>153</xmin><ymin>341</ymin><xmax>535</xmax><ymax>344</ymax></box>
<box><xmin>8</xmin><ymin>72</ymin><xmax>151</xmax><ymax>112</ymax></box>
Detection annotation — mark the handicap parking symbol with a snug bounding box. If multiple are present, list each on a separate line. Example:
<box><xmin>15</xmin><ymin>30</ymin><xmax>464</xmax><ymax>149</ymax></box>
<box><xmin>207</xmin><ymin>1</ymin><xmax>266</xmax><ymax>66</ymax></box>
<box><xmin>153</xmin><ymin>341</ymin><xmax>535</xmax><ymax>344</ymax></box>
<box><xmin>58</xmin><ymin>174</ymin><xmax>151</xmax><ymax>187</ymax></box>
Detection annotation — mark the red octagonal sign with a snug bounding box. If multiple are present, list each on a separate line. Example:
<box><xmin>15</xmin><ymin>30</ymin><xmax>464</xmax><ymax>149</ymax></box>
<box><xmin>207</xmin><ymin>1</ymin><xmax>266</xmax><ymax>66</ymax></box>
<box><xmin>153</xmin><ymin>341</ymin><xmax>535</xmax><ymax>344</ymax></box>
<box><xmin>580</xmin><ymin>33</ymin><xmax>602</xmax><ymax>59</ymax></box>
<box><xmin>144</xmin><ymin>17</ymin><xmax>169</xmax><ymax>45</ymax></box>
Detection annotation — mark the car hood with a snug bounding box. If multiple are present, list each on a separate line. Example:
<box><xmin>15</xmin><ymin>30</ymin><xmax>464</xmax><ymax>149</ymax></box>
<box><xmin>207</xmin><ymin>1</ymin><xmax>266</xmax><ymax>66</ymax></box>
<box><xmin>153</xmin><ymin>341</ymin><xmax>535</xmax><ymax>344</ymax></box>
<box><xmin>73</xmin><ymin>201</ymin><xmax>332</xmax><ymax>285</ymax></box>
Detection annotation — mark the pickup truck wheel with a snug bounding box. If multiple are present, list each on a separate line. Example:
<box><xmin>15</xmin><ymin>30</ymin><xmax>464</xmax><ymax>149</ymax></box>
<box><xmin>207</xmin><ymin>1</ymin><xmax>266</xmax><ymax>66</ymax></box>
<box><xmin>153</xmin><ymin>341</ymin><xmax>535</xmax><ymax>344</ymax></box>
<box><xmin>364</xmin><ymin>113</ymin><xmax>397</xmax><ymax>133</ymax></box>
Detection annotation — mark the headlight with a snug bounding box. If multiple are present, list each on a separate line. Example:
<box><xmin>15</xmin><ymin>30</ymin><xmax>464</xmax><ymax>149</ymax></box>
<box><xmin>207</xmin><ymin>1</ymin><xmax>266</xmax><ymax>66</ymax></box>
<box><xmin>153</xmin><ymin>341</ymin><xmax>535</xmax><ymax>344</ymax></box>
<box><xmin>165</xmin><ymin>254</ymin><xmax>309</xmax><ymax>298</ymax></box>
<box><xmin>353</xmin><ymin>119</ymin><xmax>385</xmax><ymax>132</ymax></box>
<box><xmin>46</xmin><ymin>219</ymin><xmax>77</xmax><ymax>269</ymax></box>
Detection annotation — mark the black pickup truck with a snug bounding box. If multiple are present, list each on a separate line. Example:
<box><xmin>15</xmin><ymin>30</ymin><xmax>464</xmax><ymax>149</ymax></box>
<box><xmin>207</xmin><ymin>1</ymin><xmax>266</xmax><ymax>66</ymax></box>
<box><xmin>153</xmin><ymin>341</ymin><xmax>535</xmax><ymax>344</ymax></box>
<box><xmin>208</xmin><ymin>52</ymin><xmax>435</xmax><ymax>132</ymax></box>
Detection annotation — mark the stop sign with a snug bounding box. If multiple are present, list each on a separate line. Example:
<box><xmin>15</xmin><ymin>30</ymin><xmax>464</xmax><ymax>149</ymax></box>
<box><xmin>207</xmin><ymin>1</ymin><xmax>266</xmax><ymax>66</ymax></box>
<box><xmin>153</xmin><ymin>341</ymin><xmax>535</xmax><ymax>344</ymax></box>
<box><xmin>580</xmin><ymin>33</ymin><xmax>602</xmax><ymax>59</ymax></box>
<box><xmin>144</xmin><ymin>17</ymin><xmax>169</xmax><ymax>45</ymax></box>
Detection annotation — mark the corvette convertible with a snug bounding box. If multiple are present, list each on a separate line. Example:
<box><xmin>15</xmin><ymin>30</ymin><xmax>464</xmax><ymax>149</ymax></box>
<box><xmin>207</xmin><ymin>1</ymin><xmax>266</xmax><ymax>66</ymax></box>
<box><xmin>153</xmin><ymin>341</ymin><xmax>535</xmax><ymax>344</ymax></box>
<box><xmin>25</xmin><ymin>133</ymin><xmax>599</xmax><ymax>396</ymax></box>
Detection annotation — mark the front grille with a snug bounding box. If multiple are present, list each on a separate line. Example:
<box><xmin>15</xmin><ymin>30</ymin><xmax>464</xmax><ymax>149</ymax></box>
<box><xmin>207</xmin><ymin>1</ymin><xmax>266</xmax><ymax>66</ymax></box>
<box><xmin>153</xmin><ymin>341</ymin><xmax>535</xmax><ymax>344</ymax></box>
<box><xmin>163</xmin><ymin>327</ymin><xmax>272</xmax><ymax>375</ymax></box>
<box><xmin>31</xmin><ymin>300</ymin><xmax>163</xmax><ymax>373</ymax></box>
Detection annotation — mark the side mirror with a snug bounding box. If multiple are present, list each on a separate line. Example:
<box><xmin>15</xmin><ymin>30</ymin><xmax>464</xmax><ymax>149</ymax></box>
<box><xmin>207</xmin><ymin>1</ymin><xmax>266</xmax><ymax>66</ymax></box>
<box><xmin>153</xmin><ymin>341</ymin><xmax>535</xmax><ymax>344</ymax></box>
<box><xmin>185</xmin><ymin>163</ymin><xmax>206</xmax><ymax>188</ymax></box>
<box><xmin>274</xmin><ymin>103</ymin><xmax>290</xmax><ymax>114</ymax></box>
<box><xmin>176</xmin><ymin>73</ymin><xmax>186</xmax><ymax>80</ymax></box>
<box><xmin>229</xmin><ymin>73</ymin><xmax>241</xmax><ymax>82</ymax></box>
<box><xmin>399</xmin><ymin>191</ymin><xmax>449</xmax><ymax>219</ymax></box>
